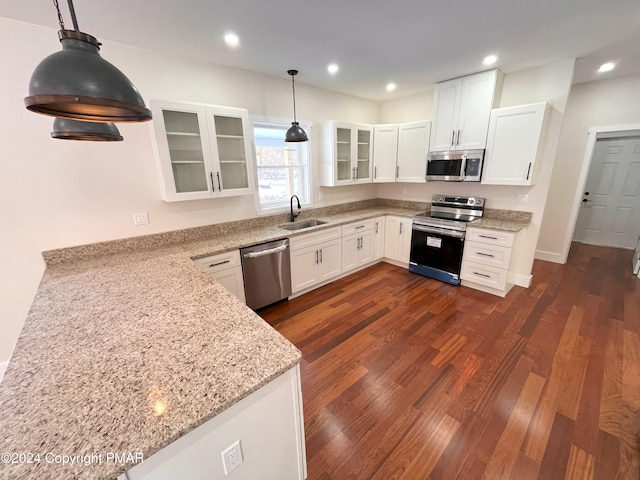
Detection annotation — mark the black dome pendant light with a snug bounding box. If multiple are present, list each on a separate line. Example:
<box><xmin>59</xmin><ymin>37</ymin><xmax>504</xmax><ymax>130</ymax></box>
<box><xmin>285</xmin><ymin>69</ymin><xmax>308</xmax><ymax>143</ymax></box>
<box><xmin>51</xmin><ymin>118</ymin><xmax>123</xmax><ymax>141</ymax></box>
<box><xmin>24</xmin><ymin>0</ymin><xmax>152</xmax><ymax>123</ymax></box>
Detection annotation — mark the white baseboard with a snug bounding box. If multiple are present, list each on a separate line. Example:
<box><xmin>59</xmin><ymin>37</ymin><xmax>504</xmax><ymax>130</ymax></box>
<box><xmin>0</xmin><ymin>361</ymin><xmax>8</xmax><ymax>384</ymax></box>
<box><xmin>535</xmin><ymin>249</ymin><xmax>566</xmax><ymax>264</ymax></box>
<box><xmin>514</xmin><ymin>274</ymin><xmax>533</xmax><ymax>288</ymax></box>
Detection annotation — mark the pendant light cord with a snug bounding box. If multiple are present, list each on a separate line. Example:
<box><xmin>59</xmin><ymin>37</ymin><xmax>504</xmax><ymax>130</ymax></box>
<box><xmin>53</xmin><ymin>0</ymin><xmax>65</xmax><ymax>29</ymax></box>
<box><xmin>52</xmin><ymin>0</ymin><xmax>80</xmax><ymax>30</ymax></box>
<box><xmin>291</xmin><ymin>74</ymin><xmax>298</xmax><ymax>123</ymax></box>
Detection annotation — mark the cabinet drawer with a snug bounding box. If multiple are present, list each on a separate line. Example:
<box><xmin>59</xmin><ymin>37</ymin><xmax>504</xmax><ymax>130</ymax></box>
<box><xmin>193</xmin><ymin>250</ymin><xmax>241</xmax><ymax>274</ymax></box>
<box><xmin>461</xmin><ymin>261</ymin><xmax>508</xmax><ymax>290</ymax></box>
<box><xmin>290</xmin><ymin>227</ymin><xmax>341</xmax><ymax>250</ymax></box>
<box><xmin>341</xmin><ymin>219</ymin><xmax>374</xmax><ymax>236</ymax></box>
<box><xmin>463</xmin><ymin>240</ymin><xmax>512</xmax><ymax>269</ymax></box>
<box><xmin>466</xmin><ymin>228</ymin><xmax>514</xmax><ymax>248</ymax></box>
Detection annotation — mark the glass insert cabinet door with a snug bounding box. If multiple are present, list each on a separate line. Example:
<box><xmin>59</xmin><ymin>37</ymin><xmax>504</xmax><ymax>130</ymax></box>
<box><xmin>336</xmin><ymin>127</ymin><xmax>352</xmax><ymax>182</ymax></box>
<box><xmin>161</xmin><ymin>109</ymin><xmax>209</xmax><ymax>194</ymax></box>
<box><xmin>211</xmin><ymin>115</ymin><xmax>249</xmax><ymax>191</ymax></box>
<box><xmin>356</xmin><ymin>129</ymin><xmax>371</xmax><ymax>181</ymax></box>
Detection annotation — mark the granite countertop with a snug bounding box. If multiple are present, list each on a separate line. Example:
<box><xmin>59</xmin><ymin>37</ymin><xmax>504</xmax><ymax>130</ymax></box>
<box><xmin>0</xmin><ymin>202</ymin><xmax>530</xmax><ymax>479</ymax></box>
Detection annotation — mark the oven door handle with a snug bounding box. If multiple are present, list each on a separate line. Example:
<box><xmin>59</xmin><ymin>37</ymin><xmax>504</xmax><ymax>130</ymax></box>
<box><xmin>412</xmin><ymin>224</ymin><xmax>465</xmax><ymax>239</ymax></box>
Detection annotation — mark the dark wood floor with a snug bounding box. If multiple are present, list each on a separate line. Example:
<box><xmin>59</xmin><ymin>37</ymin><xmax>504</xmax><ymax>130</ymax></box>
<box><xmin>259</xmin><ymin>242</ymin><xmax>640</xmax><ymax>480</ymax></box>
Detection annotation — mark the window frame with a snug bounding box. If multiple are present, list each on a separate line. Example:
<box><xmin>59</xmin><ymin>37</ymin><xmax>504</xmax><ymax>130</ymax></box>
<box><xmin>251</xmin><ymin>115</ymin><xmax>313</xmax><ymax>216</ymax></box>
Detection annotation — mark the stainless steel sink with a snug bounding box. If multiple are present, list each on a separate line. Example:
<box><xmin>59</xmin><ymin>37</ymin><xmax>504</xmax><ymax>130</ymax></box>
<box><xmin>279</xmin><ymin>219</ymin><xmax>328</xmax><ymax>231</ymax></box>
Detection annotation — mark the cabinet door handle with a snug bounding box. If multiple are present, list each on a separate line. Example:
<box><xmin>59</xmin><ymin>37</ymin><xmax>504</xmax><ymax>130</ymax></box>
<box><xmin>473</xmin><ymin>271</ymin><xmax>491</xmax><ymax>278</ymax></box>
<box><xmin>355</xmin><ymin>166</ymin><xmax>358</xmax><ymax>180</ymax></box>
<box><xmin>476</xmin><ymin>252</ymin><xmax>495</xmax><ymax>258</ymax></box>
<box><xmin>319</xmin><ymin>249</ymin><xmax>323</xmax><ymax>263</ymax></box>
<box><xmin>456</xmin><ymin>130</ymin><xmax>461</xmax><ymax>146</ymax></box>
<box><xmin>375</xmin><ymin>222</ymin><xmax>379</xmax><ymax>234</ymax></box>
<box><xmin>209</xmin><ymin>172</ymin><xmax>215</xmax><ymax>192</ymax></box>
<box><xmin>451</xmin><ymin>130</ymin><xmax>456</xmax><ymax>147</ymax></box>
<box><xmin>216</xmin><ymin>172</ymin><xmax>222</xmax><ymax>190</ymax></box>
<box><xmin>315</xmin><ymin>250</ymin><xmax>319</xmax><ymax>264</ymax></box>
<box><xmin>396</xmin><ymin>165</ymin><xmax>399</xmax><ymax>178</ymax></box>
<box><xmin>478</xmin><ymin>234</ymin><xmax>498</xmax><ymax>240</ymax></box>
<box><xmin>526</xmin><ymin>162</ymin><xmax>532</xmax><ymax>181</ymax></box>
<box><xmin>208</xmin><ymin>260</ymin><xmax>231</xmax><ymax>267</ymax></box>
<box><xmin>374</xmin><ymin>166</ymin><xmax>377</xmax><ymax>179</ymax></box>
<box><xmin>399</xmin><ymin>223</ymin><xmax>403</xmax><ymax>234</ymax></box>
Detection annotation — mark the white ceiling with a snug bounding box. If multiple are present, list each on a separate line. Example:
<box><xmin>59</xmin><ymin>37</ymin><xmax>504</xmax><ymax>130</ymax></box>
<box><xmin>2</xmin><ymin>0</ymin><xmax>639</xmax><ymax>101</ymax></box>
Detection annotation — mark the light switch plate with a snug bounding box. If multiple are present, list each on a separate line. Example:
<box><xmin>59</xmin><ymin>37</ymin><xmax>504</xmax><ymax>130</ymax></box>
<box><xmin>516</xmin><ymin>194</ymin><xmax>528</xmax><ymax>204</ymax></box>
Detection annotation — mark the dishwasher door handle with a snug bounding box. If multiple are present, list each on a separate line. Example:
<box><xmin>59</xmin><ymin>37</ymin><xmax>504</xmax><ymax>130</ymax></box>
<box><xmin>242</xmin><ymin>244</ymin><xmax>288</xmax><ymax>259</ymax></box>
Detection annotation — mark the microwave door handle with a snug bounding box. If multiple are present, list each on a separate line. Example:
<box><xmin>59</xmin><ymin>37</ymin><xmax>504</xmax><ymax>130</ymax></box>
<box><xmin>460</xmin><ymin>155</ymin><xmax>467</xmax><ymax>178</ymax></box>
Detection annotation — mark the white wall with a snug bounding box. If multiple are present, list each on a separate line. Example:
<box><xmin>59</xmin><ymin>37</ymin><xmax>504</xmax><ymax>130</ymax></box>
<box><xmin>536</xmin><ymin>73</ymin><xmax>640</xmax><ymax>262</ymax></box>
<box><xmin>0</xmin><ymin>17</ymin><xmax>379</xmax><ymax>367</ymax></box>
<box><xmin>377</xmin><ymin>59</ymin><xmax>576</xmax><ymax>284</ymax></box>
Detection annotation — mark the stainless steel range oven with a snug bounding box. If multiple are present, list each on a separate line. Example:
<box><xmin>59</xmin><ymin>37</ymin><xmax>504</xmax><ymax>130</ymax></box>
<box><xmin>409</xmin><ymin>195</ymin><xmax>485</xmax><ymax>285</ymax></box>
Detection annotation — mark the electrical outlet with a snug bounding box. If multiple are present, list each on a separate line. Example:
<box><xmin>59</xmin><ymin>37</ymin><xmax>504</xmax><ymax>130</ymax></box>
<box><xmin>221</xmin><ymin>440</ymin><xmax>243</xmax><ymax>475</ymax></box>
<box><xmin>132</xmin><ymin>212</ymin><xmax>149</xmax><ymax>226</ymax></box>
<box><xmin>516</xmin><ymin>194</ymin><xmax>528</xmax><ymax>205</ymax></box>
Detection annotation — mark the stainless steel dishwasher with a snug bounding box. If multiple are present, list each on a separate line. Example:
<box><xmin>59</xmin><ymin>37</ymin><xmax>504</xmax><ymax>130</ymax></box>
<box><xmin>240</xmin><ymin>238</ymin><xmax>292</xmax><ymax>310</ymax></box>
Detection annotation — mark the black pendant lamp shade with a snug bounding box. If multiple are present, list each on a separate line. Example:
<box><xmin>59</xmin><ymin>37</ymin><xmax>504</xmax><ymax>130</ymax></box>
<box><xmin>25</xmin><ymin>1</ymin><xmax>151</xmax><ymax>123</ymax></box>
<box><xmin>51</xmin><ymin>117</ymin><xmax>123</xmax><ymax>141</ymax></box>
<box><xmin>285</xmin><ymin>69</ymin><xmax>308</xmax><ymax>142</ymax></box>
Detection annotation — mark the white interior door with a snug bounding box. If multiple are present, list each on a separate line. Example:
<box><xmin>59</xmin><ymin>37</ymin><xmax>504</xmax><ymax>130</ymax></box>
<box><xmin>573</xmin><ymin>137</ymin><xmax>640</xmax><ymax>248</ymax></box>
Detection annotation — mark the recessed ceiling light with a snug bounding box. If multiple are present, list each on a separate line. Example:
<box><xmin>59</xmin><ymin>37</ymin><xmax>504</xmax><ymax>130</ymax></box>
<box><xmin>483</xmin><ymin>55</ymin><xmax>497</xmax><ymax>66</ymax></box>
<box><xmin>598</xmin><ymin>62</ymin><xmax>615</xmax><ymax>72</ymax></box>
<box><xmin>224</xmin><ymin>32</ymin><xmax>240</xmax><ymax>48</ymax></box>
<box><xmin>386</xmin><ymin>83</ymin><xmax>396</xmax><ymax>92</ymax></box>
<box><xmin>327</xmin><ymin>64</ymin><xmax>339</xmax><ymax>75</ymax></box>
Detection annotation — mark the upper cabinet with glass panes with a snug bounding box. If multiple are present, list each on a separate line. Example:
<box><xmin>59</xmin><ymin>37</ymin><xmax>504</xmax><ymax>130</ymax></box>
<box><xmin>320</xmin><ymin>121</ymin><xmax>373</xmax><ymax>186</ymax></box>
<box><xmin>150</xmin><ymin>100</ymin><xmax>255</xmax><ymax>201</ymax></box>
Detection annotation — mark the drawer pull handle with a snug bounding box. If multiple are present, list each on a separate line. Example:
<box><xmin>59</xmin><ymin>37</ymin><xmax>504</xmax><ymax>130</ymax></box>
<box><xmin>473</xmin><ymin>271</ymin><xmax>491</xmax><ymax>278</ymax></box>
<box><xmin>476</xmin><ymin>252</ymin><xmax>495</xmax><ymax>258</ymax></box>
<box><xmin>209</xmin><ymin>260</ymin><xmax>231</xmax><ymax>267</ymax></box>
<box><xmin>478</xmin><ymin>235</ymin><xmax>498</xmax><ymax>240</ymax></box>
<box><xmin>356</xmin><ymin>225</ymin><xmax>365</xmax><ymax>229</ymax></box>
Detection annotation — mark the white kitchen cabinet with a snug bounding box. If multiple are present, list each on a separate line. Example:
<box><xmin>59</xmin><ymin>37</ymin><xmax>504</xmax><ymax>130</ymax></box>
<box><xmin>341</xmin><ymin>219</ymin><xmax>375</xmax><ymax>273</ymax></box>
<box><xmin>373</xmin><ymin>124</ymin><xmax>398</xmax><ymax>183</ymax></box>
<box><xmin>461</xmin><ymin>226</ymin><xmax>523</xmax><ymax>297</ymax></box>
<box><xmin>372</xmin><ymin>121</ymin><xmax>431</xmax><ymax>183</ymax></box>
<box><xmin>290</xmin><ymin>227</ymin><xmax>342</xmax><ymax>293</ymax></box>
<box><xmin>396</xmin><ymin>120</ymin><xmax>431</xmax><ymax>182</ymax></box>
<box><xmin>150</xmin><ymin>100</ymin><xmax>254</xmax><ymax>201</ymax></box>
<box><xmin>430</xmin><ymin>70</ymin><xmax>503</xmax><ymax>152</ymax></box>
<box><xmin>192</xmin><ymin>250</ymin><xmax>246</xmax><ymax>303</ymax></box>
<box><xmin>481</xmin><ymin>102</ymin><xmax>550</xmax><ymax>186</ymax></box>
<box><xmin>373</xmin><ymin>216</ymin><xmax>385</xmax><ymax>260</ymax></box>
<box><xmin>383</xmin><ymin>216</ymin><xmax>412</xmax><ymax>267</ymax></box>
<box><xmin>321</xmin><ymin>121</ymin><xmax>373</xmax><ymax>186</ymax></box>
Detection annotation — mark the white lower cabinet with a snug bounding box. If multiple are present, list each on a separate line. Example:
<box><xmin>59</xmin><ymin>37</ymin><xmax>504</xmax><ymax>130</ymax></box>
<box><xmin>383</xmin><ymin>216</ymin><xmax>412</xmax><ymax>267</ymax></box>
<box><xmin>342</xmin><ymin>219</ymin><xmax>375</xmax><ymax>273</ymax></box>
<box><xmin>125</xmin><ymin>365</ymin><xmax>306</xmax><ymax>480</ymax></box>
<box><xmin>193</xmin><ymin>250</ymin><xmax>246</xmax><ymax>303</ymax></box>
<box><xmin>373</xmin><ymin>216</ymin><xmax>385</xmax><ymax>260</ymax></box>
<box><xmin>461</xmin><ymin>227</ymin><xmax>520</xmax><ymax>297</ymax></box>
<box><xmin>290</xmin><ymin>227</ymin><xmax>342</xmax><ymax>293</ymax></box>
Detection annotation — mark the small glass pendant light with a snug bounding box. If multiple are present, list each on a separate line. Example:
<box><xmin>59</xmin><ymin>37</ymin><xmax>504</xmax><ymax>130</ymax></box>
<box><xmin>285</xmin><ymin>69</ymin><xmax>308</xmax><ymax>143</ymax></box>
<box><xmin>51</xmin><ymin>118</ymin><xmax>123</xmax><ymax>141</ymax></box>
<box><xmin>24</xmin><ymin>0</ymin><xmax>151</xmax><ymax>123</ymax></box>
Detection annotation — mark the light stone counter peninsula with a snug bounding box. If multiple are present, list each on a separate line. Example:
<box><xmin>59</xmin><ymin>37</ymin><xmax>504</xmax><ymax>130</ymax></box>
<box><xmin>0</xmin><ymin>199</ymin><xmax>530</xmax><ymax>479</ymax></box>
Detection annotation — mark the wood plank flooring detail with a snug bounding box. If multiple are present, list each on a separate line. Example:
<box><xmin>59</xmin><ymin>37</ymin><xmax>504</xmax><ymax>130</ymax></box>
<box><xmin>259</xmin><ymin>243</ymin><xmax>640</xmax><ymax>480</ymax></box>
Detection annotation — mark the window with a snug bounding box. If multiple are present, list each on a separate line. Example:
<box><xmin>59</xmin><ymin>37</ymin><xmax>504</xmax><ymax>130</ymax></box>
<box><xmin>253</xmin><ymin>121</ymin><xmax>312</xmax><ymax>213</ymax></box>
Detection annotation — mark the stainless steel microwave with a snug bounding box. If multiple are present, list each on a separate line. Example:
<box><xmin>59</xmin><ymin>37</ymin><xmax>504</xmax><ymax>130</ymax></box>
<box><xmin>426</xmin><ymin>149</ymin><xmax>485</xmax><ymax>182</ymax></box>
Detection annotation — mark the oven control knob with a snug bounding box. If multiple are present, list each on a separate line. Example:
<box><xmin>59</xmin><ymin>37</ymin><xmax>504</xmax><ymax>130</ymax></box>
<box><xmin>468</xmin><ymin>198</ymin><xmax>475</xmax><ymax>205</ymax></box>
